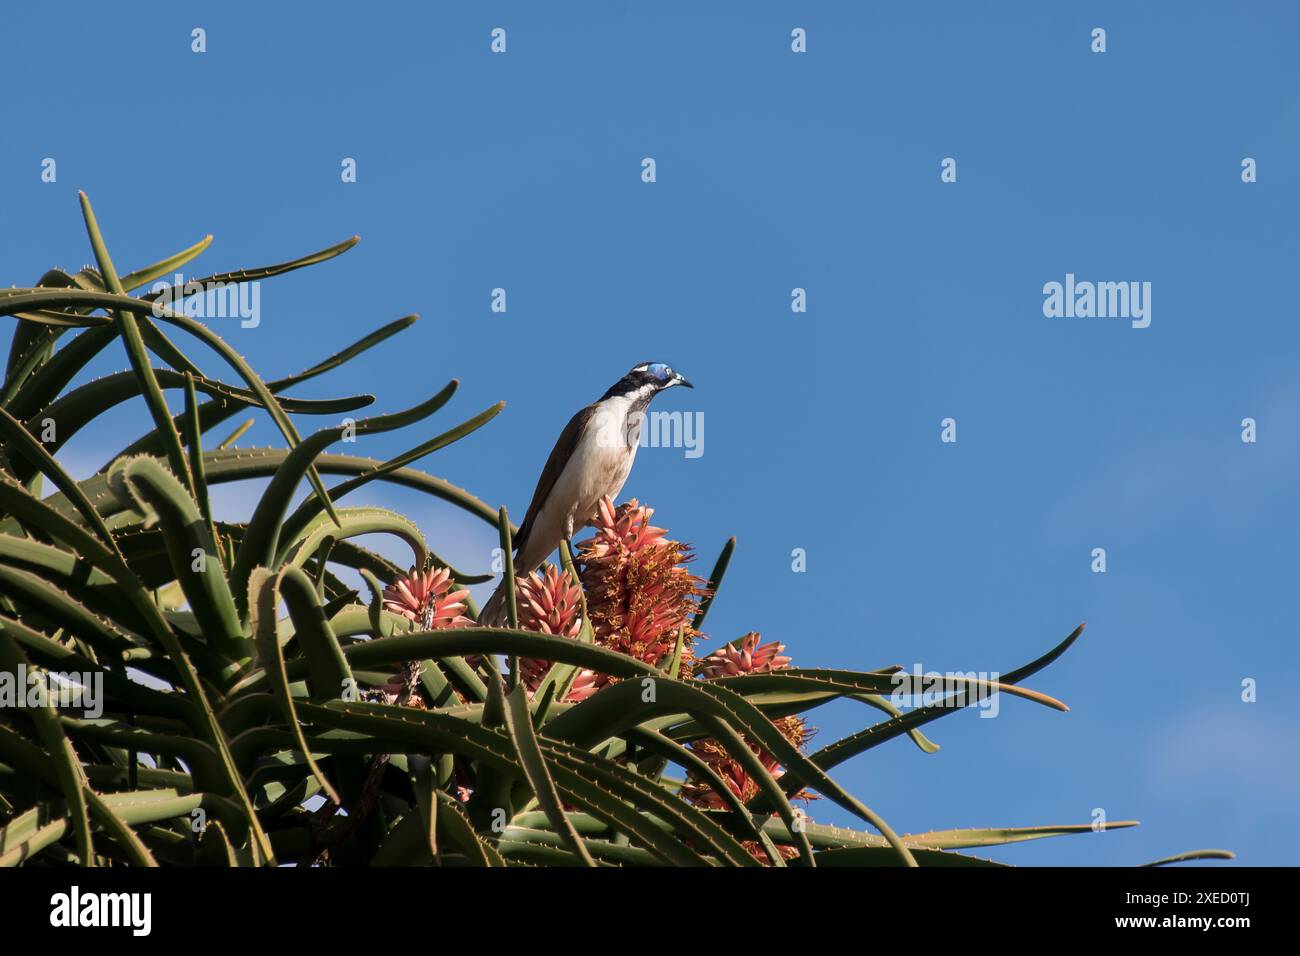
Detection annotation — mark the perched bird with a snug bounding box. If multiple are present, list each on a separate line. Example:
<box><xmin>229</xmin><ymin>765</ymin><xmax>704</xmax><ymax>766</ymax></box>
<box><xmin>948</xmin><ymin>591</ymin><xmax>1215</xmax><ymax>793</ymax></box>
<box><xmin>479</xmin><ymin>361</ymin><xmax>693</xmax><ymax>626</ymax></box>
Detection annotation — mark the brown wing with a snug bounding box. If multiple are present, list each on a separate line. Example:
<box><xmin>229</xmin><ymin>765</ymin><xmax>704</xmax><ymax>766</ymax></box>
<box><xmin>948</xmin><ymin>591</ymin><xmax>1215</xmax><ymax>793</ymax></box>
<box><xmin>512</xmin><ymin>403</ymin><xmax>597</xmax><ymax>557</ymax></box>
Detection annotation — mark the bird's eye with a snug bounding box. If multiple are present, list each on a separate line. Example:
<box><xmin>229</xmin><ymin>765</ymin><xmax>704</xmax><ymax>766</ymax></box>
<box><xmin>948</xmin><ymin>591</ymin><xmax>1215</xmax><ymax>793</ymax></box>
<box><xmin>648</xmin><ymin>363</ymin><xmax>670</xmax><ymax>380</ymax></box>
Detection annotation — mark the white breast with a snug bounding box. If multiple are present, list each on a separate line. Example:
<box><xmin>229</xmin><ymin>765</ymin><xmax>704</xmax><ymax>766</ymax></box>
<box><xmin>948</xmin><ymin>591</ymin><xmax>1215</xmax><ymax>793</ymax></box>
<box><xmin>514</xmin><ymin>397</ymin><xmax>640</xmax><ymax>573</ymax></box>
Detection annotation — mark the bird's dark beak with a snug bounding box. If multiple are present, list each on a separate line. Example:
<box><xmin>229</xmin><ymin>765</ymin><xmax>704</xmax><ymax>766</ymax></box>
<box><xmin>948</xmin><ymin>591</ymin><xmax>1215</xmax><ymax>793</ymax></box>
<box><xmin>676</xmin><ymin>375</ymin><xmax>694</xmax><ymax>389</ymax></box>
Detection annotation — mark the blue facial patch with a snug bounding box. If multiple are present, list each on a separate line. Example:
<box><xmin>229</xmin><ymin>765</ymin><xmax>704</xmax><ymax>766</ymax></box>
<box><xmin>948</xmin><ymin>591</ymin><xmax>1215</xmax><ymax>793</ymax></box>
<box><xmin>647</xmin><ymin>363</ymin><xmax>671</xmax><ymax>381</ymax></box>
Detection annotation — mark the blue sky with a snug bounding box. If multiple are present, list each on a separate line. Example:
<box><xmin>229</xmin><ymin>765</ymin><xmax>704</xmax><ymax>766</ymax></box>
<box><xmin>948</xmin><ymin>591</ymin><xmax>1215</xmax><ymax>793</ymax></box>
<box><xmin>4</xmin><ymin>1</ymin><xmax>1297</xmax><ymax>864</ymax></box>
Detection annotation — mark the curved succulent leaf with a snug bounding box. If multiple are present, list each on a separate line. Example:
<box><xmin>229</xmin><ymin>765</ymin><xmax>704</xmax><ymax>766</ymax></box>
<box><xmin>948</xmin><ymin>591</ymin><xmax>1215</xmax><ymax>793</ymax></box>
<box><xmin>108</xmin><ymin>455</ymin><xmax>245</xmax><ymax>660</ymax></box>
<box><xmin>500</xmin><ymin>684</ymin><xmax>595</xmax><ymax>866</ymax></box>
<box><xmin>249</xmin><ymin>567</ymin><xmax>341</xmax><ymax>804</ymax></box>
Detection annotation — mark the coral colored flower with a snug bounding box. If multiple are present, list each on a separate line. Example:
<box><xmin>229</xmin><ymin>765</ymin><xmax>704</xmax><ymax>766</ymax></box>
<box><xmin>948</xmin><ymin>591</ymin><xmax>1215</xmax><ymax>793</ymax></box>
<box><xmin>517</xmin><ymin>658</ymin><xmax>604</xmax><ymax>703</ymax></box>
<box><xmin>680</xmin><ymin>714</ymin><xmax>813</xmax><ymax>811</ymax></box>
<box><xmin>382</xmin><ymin>565</ymin><xmax>473</xmax><ymax>629</ymax></box>
<box><xmin>577</xmin><ymin>496</ymin><xmax>709</xmax><ymax>678</ymax></box>
<box><xmin>512</xmin><ymin>565</ymin><xmax>601</xmax><ymax>700</ymax></box>
<box><xmin>517</xmin><ymin>565</ymin><xmax>582</xmax><ymax>638</ymax></box>
<box><xmin>696</xmin><ymin>632</ymin><xmax>792</xmax><ymax>680</ymax></box>
<box><xmin>376</xmin><ymin>568</ymin><xmax>473</xmax><ymax>705</ymax></box>
<box><xmin>683</xmin><ymin>632</ymin><xmax>816</xmax><ymax>863</ymax></box>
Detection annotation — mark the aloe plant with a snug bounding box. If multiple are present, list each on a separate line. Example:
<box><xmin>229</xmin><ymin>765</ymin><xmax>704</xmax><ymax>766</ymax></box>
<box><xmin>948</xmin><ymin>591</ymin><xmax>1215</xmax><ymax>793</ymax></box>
<box><xmin>0</xmin><ymin>196</ymin><xmax>1231</xmax><ymax>867</ymax></box>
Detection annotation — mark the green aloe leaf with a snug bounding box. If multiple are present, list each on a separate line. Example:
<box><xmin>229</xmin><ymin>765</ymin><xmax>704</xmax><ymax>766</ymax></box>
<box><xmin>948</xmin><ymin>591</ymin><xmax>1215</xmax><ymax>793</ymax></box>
<box><xmin>3</xmin><ymin>268</ymin><xmax>78</xmax><ymax>388</ymax></box>
<box><xmin>114</xmin><ymin>315</ymin><xmax>418</xmax><ymax>463</ymax></box>
<box><xmin>0</xmin><ymin>805</ymin><xmax>71</xmax><ymax>867</ymax></box>
<box><xmin>409</xmin><ymin>755</ymin><xmax>438</xmax><ymax>860</ymax></box>
<box><xmin>148</xmin><ymin>306</ymin><xmax>341</xmax><ymax>530</ymax></box>
<box><xmin>434</xmin><ymin>790</ymin><xmax>505</xmax><ymax>867</ymax></box>
<box><xmin>105</xmin><ymin>386</ymin><xmax>371</xmax><ymax>467</ymax></box>
<box><xmin>278</xmin><ymin>507</ymin><xmax>426</xmax><ymax>572</ymax></box>
<box><xmin>0</xmin><ymin>626</ymin><xmax>94</xmax><ymax>864</ymax></box>
<box><xmin>0</xmin><ymin>532</ymin><xmax>113</xmax><ymax>585</ymax></box>
<box><xmin>118</xmin><ymin>234</ymin><xmax>214</xmax><ymax>292</ymax></box>
<box><xmin>228</xmin><ymin>428</ymin><xmax>354</xmax><ymax>615</ymax></box>
<box><xmin>276</xmin><ymin>565</ymin><xmax>355</xmax><ymax>701</ymax></box>
<box><xmin>278</xmin><ymin>381</ymin><xmax>492</xmax><ymax>542</ymax></box>
<box><xmin>295</xmin><ymin>700</ymin><xmax>733</xmax><ymax>865</ymax></box>
<box><xmin>539</xmin><ymin>738</ymin><xmax>755</xmax><ymax>866</ymax></box>
<box><xmin>269</xmin><ymin>627</ymin><xmax>660</xmax><ymax>690</ymax></box>
<box><xmin>692</xmin><ymin>536</ymin><xmax>735</xmax><ymax>631</ymax></box>
<box><xmin>501</xmin><ymin>684</ymin><xmax>594</xmax><ymax>866</ymax></box>
<box><xmin>0</xmin><ymin>561</ymin><xmax>140</xmax><ymax>659</ymax></box>
<box><xmin>544</xmin><ymin>675</ymin><xmax>916</xmax><ymax>866</ymax></box>
<box><xmin>906</xmin><ymin>821</ymin><xmax>1139</xmax><ymax>849</ymax></box>
<box><xmin>0</xmin><ymin>294</ymin><xmax>111</xmax><ymax>324</ymax></box>
<box><xmin>5</xmin><ymin>368</ymin><xmax>368</xmax><ymax>479</ymax></box>
<box><xmin>712</xmin><ymin>669</ymin><xmax>1068</xmax><ymax>713</ymax></box>
<box><xmin>695</xmin><ymin>714</ymin><xmax>812</xmax><ymax>866</ymax></box>
<box><xmin>815</xmin><ymin>846</ymin><xmax>1008</xmax><ymax>867</ymax></box>
<box><xmin>622</xmin><ymin>726</ymin><xmax>775</xmax><ymax>854</ymax></box>
<box><xmin>0</xmin><ymin>406</ymin><xmax>121</xmax><ymax>555</ymax></box>
<box><xmin>276</xmin><ymin>314</ymin><xmax>416</xmax><ymax>385</ymax></box>
<box><xmin>61</xmin><ymin>720</ymin><xmax>226</xmax><ymax>794</ymax></box>
<box><xmin>849</xmin><ymin>692</ymin><xmax>940</xmax><ymax>754</ymax></box>
<box><xmin>5</xmin><ymin>326</ymin><xmax>117</xmax><ymax>423</ymax></box>
<box><xmin>217</xmin><ymin>419</ymin><xmax>253</xmax><ymax>449</ymax></box>
<box><xmin>140</xmin><ymin>235</ymin><xmax>359</xmax><ymax>302</ymax></box>
<box><xmin>0</xmin><ymin>472</ymin><xmax>275</xmax><ymax>862</ymax></box>
<box><xmin>103</xmin><ymin>379</ymin><xmax>374</xmax><ymax>468</ymax></box>
<box><xmin>182</xmin><ymin>371</ymin><xmax>217</xmax><ymax>544</ymax></box>
<box><xmin>77</xmin><ymin>193</ymin><xmax>195</xmax><ymax>500</ymax></box>
<box><xmin>0</xmin><ymin>613</ymin><xmax>190</xmax><ymax>721</ymax></box>
<box><xmin>195</xmin><ymin>820</ymin><xmax>240</xmax><ymax>866</ymax></box>
<box><xmin>498</xmin><ymin>828</ymin><xmax>656</xmax><ymax>866</ymax></box>
<box><xmin>249</xmin><ymin>568</ymin><xmax>341</xmax><ymax>804</ymax></box>
<box><xmin>1141</xmin><ymin>849</ymin><xmax>1236</xmax><ymax>867</ymax></box>
<box><xmin>8</xmin><ymin>283</ymin><xmax>350</xmax><ymax>529</ymax></box>
<box><xmin>231</xmin><ymin>389</ymin><xmax>465</xmax><ymax>614</ymax></box>
<box><xmin>81</xmin><ymin>790</ymin><xmax>158</xmax><ymax>867</ymax></box>
<box><xmin>2</xmin><ymin>331</ymin><xmax>58</xmax><ymax>407</ymax></box>
<box><xmin>136</xmin><ymin>319</ymin><xmax>204</xmax><ymax>380</ymax></box>
<box><xmin>44</xmin><ymin>449</ymin><xmax>502</xmax><ymax>532</ymax></box>
<box><xmin>800</xmin><ymin>624</ymin><xmax>1086</xmax><ymax>783</ymax></box>
<box><xmin>107</xmin><ymin>455</ymin><xmax>245</xmax><ymax>661</ymax></box>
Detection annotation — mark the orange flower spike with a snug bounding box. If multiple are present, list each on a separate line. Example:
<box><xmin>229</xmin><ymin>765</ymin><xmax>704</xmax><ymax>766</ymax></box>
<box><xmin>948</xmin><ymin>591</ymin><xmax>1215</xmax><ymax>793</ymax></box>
<box><xmin>577</xmin><ymin>496</ymin><xmax>708</xmax><ymax>674</ymax></box>
<box><xmin>697</xmin><ymin>632</ymin><xmax>792</xmax><ymax>680</ymax></box>
<box><xmin>383</xmin><ymin>566</ymin><xmax>473</xmax><ymax>629</ymax></box>
<box><xmin>513</xmin><ymin>564</ymin><xmax>589</xmax><ymax>696</ymax></box>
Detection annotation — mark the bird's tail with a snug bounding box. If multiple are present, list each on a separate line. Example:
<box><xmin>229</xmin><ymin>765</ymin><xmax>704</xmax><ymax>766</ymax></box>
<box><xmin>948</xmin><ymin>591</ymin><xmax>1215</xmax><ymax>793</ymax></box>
<box><xmin>477</xmin><ymin>582</ymin><xmax>509</xmax><ymax>628</ymax></box>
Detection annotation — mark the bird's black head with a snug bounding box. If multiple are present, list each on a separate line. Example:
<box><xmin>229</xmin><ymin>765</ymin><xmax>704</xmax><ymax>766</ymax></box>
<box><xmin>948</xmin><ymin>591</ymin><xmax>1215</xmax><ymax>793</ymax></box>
<box><xmin>601</xmin><ymin>361</ymin><xmax>693</xmax><ymax>401</ymax></box>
